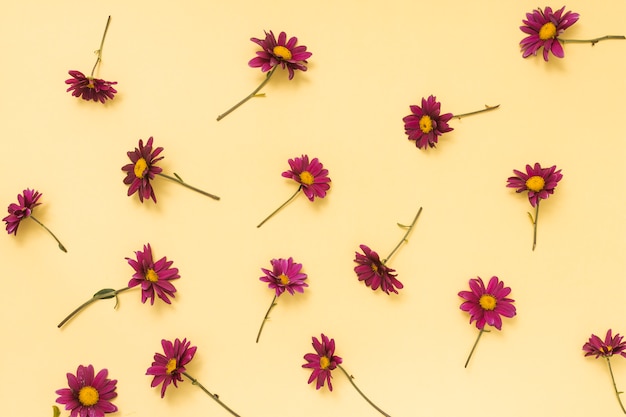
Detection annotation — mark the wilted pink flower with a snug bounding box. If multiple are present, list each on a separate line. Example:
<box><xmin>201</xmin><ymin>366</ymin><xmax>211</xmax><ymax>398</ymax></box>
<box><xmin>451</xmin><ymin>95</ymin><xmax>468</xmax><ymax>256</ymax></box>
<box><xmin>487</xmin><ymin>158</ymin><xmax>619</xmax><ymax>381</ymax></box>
<box><xmin>122</xmin><ymin>137</ymin><xmax>164</xmax><ymax>203</ymax></box>
<box><xmin>520</xmin><ymin>6</ymin><xmax>579</xmax><ymax>61</ymax></box>
<box><xmin>403</xmin><ymin>95</ymin><xmax>453</xmax><ymax>149</ymax></box>
<box><xmin>354</xmin><ymin>244</ymin><xmax>403</xmax><ymax>295</ymax></box>
<box><xmin>458</xmin><ymin>276</ymin><xmax>516</xmax><ymax>330</ymax></box>
<box><xmin>65</xmin><ymin>70</ymin><xmax>118</xmax><ymax>103</ymax></box>
<box><xmin>55</xmin><ymin>364</ymin><xmax>118</xmax><ymax>417</ymax></box>
<box><xmin>302</xmin><ymin>333</ymin><xmax>342</xmax><ymax>391</ymax></box>
<box><xmin>3</xmin><ymin>188</ymin><xmax>42</xmax><ymax>235</ymax></box>
<box><xmin>249</xmin><ymin>30</ymin><xmax>312</xmax><ymax>80</ymax></box>
<box><xmin>147</xmin><ymin>338</ymin><xmax>197</xmax><ymax>398</ymax></box>
<box><xmin>127</xmin><ymin>243</ymin><xmax>180</xmax><ymax>305</ymax></box>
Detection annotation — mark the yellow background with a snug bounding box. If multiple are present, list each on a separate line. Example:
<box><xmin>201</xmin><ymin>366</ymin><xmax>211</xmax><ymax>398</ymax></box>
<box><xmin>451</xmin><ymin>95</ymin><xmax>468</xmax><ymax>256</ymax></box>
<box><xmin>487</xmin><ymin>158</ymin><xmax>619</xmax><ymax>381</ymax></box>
<box><xmin>1</xmin><ymin>1</ymin><xmax>625</xmax><ymax>416</ymax></box>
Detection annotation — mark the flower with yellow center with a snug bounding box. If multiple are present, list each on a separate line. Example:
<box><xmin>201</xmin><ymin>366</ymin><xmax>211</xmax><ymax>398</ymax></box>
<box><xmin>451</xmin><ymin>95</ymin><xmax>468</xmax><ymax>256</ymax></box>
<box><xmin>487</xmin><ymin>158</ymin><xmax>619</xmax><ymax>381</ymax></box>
<box><xmin>273</xmin><ymin>45</ymin><xmax>292</xmax><ymax>60</ymax></box>
<box><xmin>78</xmin><ymin>386</ymin><xmax>99</xmax><ymax>407</ymax></box>
<box><xmin>145</xmin><ymin>268</ymin><xmax>159</xmax><ymax>283</ymax></box>
<box><xmin>278</xmin><ymin>273</ymin><xmax>290</xmax><ymax>285</ymax></box>
<box><xmin>299</xmin><ymin>171</ymin><xmax>314</xmax><ymax>186</ymax></box>
<box><xmin>525</xmin><ymin>175</ymin><xmax>545</xmax><ymax>192</ymax></box>
<box><xmin>133</xmin><ymin>157</ymin><xmax>148</xmax><ymax>179</ymax></box>
<box><xmin>479</xmin><ymin>294</ymin><xmax>497</xmax><ymax>311</ymax></box>
<box><xmin>319</xmin><ymin>356</ymin><xmax>330</xmax><ymax>370</ymax></box>
<box><xmin>166</xmin><ymin>358</ymin><xmax>177</xmax><ymax>374</ymax></box>
<box><xmin>419</xmin><ymin>115</ymin><xmax>434</xmax><ymax>134</ymax></box>
<box><xmin>539</xmin><ymin>22</ymin><xmax>557</xmax><ymax>40</ymax></box>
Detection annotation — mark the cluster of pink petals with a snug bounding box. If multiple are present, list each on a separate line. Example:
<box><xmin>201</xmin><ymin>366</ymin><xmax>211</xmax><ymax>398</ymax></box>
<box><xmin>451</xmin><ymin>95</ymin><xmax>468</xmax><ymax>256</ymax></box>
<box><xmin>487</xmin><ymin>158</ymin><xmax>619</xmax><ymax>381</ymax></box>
<box><xmin>260</xmin><ymin>257</ymin><xmax>308</xmax><ymax>296</ymax></box>
<box><xmin>506</xmin><ymin>162</ymin><xmax>563</xmax><ymax>207</ymax></box>
<box><xmin>458</xmin><ymin>276</ymin><xmax>516</xmax><ymax>330</ymax></box>
<box><xmin>583</xmin><ymin>329</ymin><xmax>626</xmax><ymax>359</ymax></box>
<box><xmin>353</xmin><ymin>244</ymin><xmax>403</xmax><ymax>294</ymax></box>
<box><xmin>55</xmin><ymin>364</ymin><xmax>118</xmax><ymax>417</ymax></box>
<box><xmin>126</xmin><ymin>243</ymin><xmax>180</xmax><ymax>305</ymax></box>
<box><xmin>520</xmin><ymin>6</ymin><xmax>579</xmax><ymax>61</ymax></box>
<box><xmin>249</xmin><ymin>30</ymin><xmax>312</xmax><ymax>80</ymax></box>
<box><xmin>3</xmin><ymin>188</ymin><xmax>42</xmax><ymax>235</ymax></box>
<box><xmin>121</xmin><ymin>137</ymin><xmax>164</xmax><ymax>203</ymax></box>
<box><xmin>403</xmin><ymin>95</ymin><xmax>453</xmax><ymax>149</ymax></box>
<box><xmin>302</xmin><ymin>333</ymin><xmax>342</xmax><ymax>391</ymax></box>
<box><xmin>65</xmin><ymin>70</ymin><xmax>118</xmax><ymax>103</ymax></box>
<box><xmin>282</xmin><ymin>154</ymin><xmax>331</xmax><ymax>201</ymax></box>
<box><xmin>146</xmin><ymin>338</ymin><xmax>197</xmax><ymax>398</ymax></box>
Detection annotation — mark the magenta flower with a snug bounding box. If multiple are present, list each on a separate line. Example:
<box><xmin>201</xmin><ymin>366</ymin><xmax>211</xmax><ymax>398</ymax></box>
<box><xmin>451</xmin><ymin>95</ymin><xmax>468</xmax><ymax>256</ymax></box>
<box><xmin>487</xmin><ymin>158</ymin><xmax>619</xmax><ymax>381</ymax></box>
<box><xmin>520</xmin><ymin>6</ymin><xmax>579</xmax><ymax>61</ymax></box>
<box><xmin>583</xmin><ymin>330</ymin><xmax>626</xmax><ymax>413</ymax></box>
<box><xmin>65</xmin><ymin>70</ymin><xmax>118</xmax><ymax>103</ymax></box>
<box><xmin>458</xmin><ymin>276</ymin><xmax>516</xmax><ymax>331</ymax></box>
<box><xmin>354</xmin><ymin>244</ymin><xmax>402</xmax><ymax>295</ymax></box>
<box><xmin>249</xmin><ymin>30</ymin><xmax>312</xmax><ymax>80</ymax></box>
<box><xmin>147</xmin><ymin>338</ymin><xmax>197</xmax><ymax>398</ymax></box>
<box><xmin>122</xmin><ymin>137</ymin><xmax>164</xmax><ymax>203</ymax></box>
<box><xmin>3</xmin><ymin>188</ymin><xmax>41</xmax><ymax>235</ymax></box>
<box><xmin>507</xmin><ymin>162</ymin><xmax>562</xmax><ymax>207</ymax></box>
<box><xmin>127</xmin><ymin>243</ymin><xmax>180</xmax><ymax>305</ymax></box>
<box><xmin>403</xmin><ymin>95</ymin><xmax>453</xmax><ymax>149</ymax></box>
<box><xmin>55</xmin><ymin>364</ymin><xmax>118</xmax><ymax>417</ymax></box>
<box><xmin>302</xmin><ymin>333</ymin><xmax>342</xmax><ymax>391</ymax></box>
<box><xmin>257</xmin><ymin>155</ymin><xmax>330</xmax><ymax>227</ymax></box>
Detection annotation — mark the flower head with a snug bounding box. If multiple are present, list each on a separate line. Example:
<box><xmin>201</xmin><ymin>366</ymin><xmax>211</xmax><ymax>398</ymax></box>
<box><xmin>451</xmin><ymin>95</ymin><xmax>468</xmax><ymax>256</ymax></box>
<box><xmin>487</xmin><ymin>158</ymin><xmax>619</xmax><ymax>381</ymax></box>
<box><xmin>249</xmin><ymin>30</ymin><xmax>312</xmax><ymax>80</ymax></box>
<box><xmin>403</xmin><ymin>95</ymin><xmax>454</xmax><ymax>149</ymax></box>
<box><xmin>3</xmin><ymin>188</ymin><xmax>42</xmax><ymax>235</ymax></box>
<box><xmin>583</xmin><ymin>329</ymin><xmax>626</xmax><ymax>359</ymax></box>
<box><xmin>260</xmin><ymin>257</ymin><xmax>308</xmax><ymax>296</ymax></box>
<box><xmin>354</xmin><ymin>244</ymin><xmax>403</xmax><ymax>294</ymax></box>
<box><xmin>520</xmin><ymin>6</ymin><xmax>580</xmax><ymax>61</ymax></box>
<box><xmin>302</xmin><ymin>333</ymin><xmax>343</xmax><ymax>391</ymax></box>
<box><xmin>65</xmin><ymin>70</ymin><xmax>118</xmax><ymax>103</ymax></box>
<box><xmin>127</xmin><ymin>243</ymin><xmax>180</xmax><ymax>305</ymax></box>
<box><xmin>122</xmin><ymin>137</ymin><xmax>164</xmax><ymax>203</ymax></box>
<box><xmin>506</xmin><ymin>162</ymin><xmax>563</xmax><ymax>207</ymax></box>
<box><xmin>281</xmin><ymin>155</ymin><xmax>331</xmax><ymax>201</ymax></box>
<box><xmin>458</xmin><ymin>276</ymin><xmax>516</xmax><ymax>330</ymax></box>
<box><xmin>55</xmin><ymin>364</ymin><xmax>118</xmax><ymax>417</ymax></box>
<box><xmin>147</xmin><ymin>338</ymin><xmax>197</xmax><ymax>398</ymax></box>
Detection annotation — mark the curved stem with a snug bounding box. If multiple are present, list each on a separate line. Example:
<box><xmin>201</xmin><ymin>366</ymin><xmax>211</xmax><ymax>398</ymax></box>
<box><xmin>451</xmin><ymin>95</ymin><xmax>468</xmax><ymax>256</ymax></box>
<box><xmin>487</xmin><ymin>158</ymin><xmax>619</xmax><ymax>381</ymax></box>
<box><xmin>606</xmin><ymin>357</ymin><xmax>626</xmax><ymax>414</ymax></box>
<box><xmin>337</xmin><ymin>365</ymin><xmax>391</xmax><ymax>417</ymax></box>
<box><xmin>257</xmin><ymin>186</ymin><xmax>301</xmax><ymax>228</ymax></box>
<box><xmin>256</xmin><ymin>295</ymin><xmax>277</xmax><ymax>343</ymax></box>
<box><xmin>464</xmin><ymin>328</ymin><xmax>489</xmax><ymax>368</ymax></box>
<box><xmin>217</xmin><ymin>66</ymin><xmax>278</xmax><ymax>121</ymax></box>
<box><xmin>561</xmin><ymin>35</ymin><xmax>625</xmax><ymax>45</ymax></box>
<box><xmin>453</xmin><ymin>104</ymin><xmax>500</xmax><ymax>120</ymax></box>
<box><xmin>182</xmin><ymin>372</ymin><xmax>241</xmax><ymax>417</ymax></box>
<box><xmin>57</xmin><ymin>286</ymin><xmax>132</xmax><ymax>328</ymax></box>
<box><xmin>383</xmin><ymin>207</ymin><xmax>422</xmax><ymax>263</ymax></box>
<box><xmin>531</xmin><ymin>201</ymin><xmax>540</xmax><ymax>251</ymax></box>
<box><xmin>30</xmin><ymin>215</ymin><xmax>67</xmax><ymax>252</ymax></box>
<box><xmin>90</xmin><ymin>15</ymin><xmax>112</xmax><ymax>77</ymax></box>
<box><xmin>157</xmin><ymin>172</ymin><xmax>220</xmax><ymax>200</ymax></box>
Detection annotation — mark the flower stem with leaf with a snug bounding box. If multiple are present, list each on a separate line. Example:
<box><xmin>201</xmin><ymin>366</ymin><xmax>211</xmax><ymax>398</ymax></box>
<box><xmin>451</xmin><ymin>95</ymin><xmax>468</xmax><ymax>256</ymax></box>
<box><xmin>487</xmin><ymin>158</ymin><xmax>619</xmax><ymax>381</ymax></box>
<box><xmin>29</xmin><ymin>215</ymin><xmax>67</xmax><ymax>252</ymax></box>
<box><xmin>605</xmin><ymin>357</ymin><xmax>626</xmax><ymax>414</ymax></box>
<box><xmin>90</xmin><ymin>15</ymin><xmax>111</xmax><ymax>77</ymax></box>
<box><xmin>256</xmin><ymin>295</ymin><xmax>277</xmax><ymax>343</ymax></box>
<box><xmin>561</xmin><ymin>35</ymin><xmax>625</xmax><ymax>46</ymax></box>
<box><xmin>382</xmin><ymin>207</ymin><xmax>423</xmax><ymax>264</ymax></box>
<box><xmin>217</xmin><ymin>66</ymin><xmax>278</xmax><ymax>121</ymax></box>
<box><xmin>157</xmin><ymin>172</ymin><xmax>220</xmax><ymax>200</ymax></box>
<box><xmin>452</xmin><ymin>104</ymin><xmax>500</xmax><ymax>120</ymax></box>
<box><xmin>337</xmin><ymin>365</ymin><xmax>391</xmax><ymax>417</ymax></box>
<box><xmin>465</xmin><ymin>328</ymin><xmax>490</xmax><ymax>368</ymax></box>
<box><xmin>57</xmin><ymin>287</ymin><xmax>132</xmax><ymax>328</ymax></box>
<box><xmin>257</xmin><ymin>186</ymin><xmax>302</xmax><ymax>228</ymax></box>
<box><xmin>527</xmin><ymin>200</ymin><xmax>540</xmax><ymax>251</ymax></box>
<box><xmin>182</xmin><ymin>372</ymin><xmax>241</xmax><ymax>417</ymax></box>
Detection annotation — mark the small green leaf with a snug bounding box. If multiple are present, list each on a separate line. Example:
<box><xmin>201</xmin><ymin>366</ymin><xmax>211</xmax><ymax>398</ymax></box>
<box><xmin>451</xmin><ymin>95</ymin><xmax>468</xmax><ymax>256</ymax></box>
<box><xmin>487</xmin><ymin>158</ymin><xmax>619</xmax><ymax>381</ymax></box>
<box><xmin>93</xmin><ymin>288</ymin><xmax>116</xmax><ymax>299</ymax></box>
<box><xmin>52</xmin><ymin>405</ymin><xmax>60</xmax><ymax>417</ymax></box>
<box><xmin>173</xmin><ymin>172</ymin><xmax>183</xmax><ymax>182</ymax></box>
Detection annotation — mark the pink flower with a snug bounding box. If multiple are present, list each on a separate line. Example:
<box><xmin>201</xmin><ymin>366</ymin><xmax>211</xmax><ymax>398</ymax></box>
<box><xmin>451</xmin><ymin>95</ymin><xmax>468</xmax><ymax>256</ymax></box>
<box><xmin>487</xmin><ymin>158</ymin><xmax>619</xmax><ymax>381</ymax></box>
<box><xmin>55</xmin><ymin>364</ymin><xmax>118</xmax><ymax>417</ymax></box>
<box><xmin>146</xmin><ymin>338</ymin><xmax>197</xmax><ymax>398</ymax></box>
<box><xmin>403</xmin><ymin>95</ymin><xmax>453</xmax><ymax>149</ymax></box>
<box><xmin>302</xmin><ymin>333</ymin><xmax>342</xmax><ymax>391</ymax></box>
<box><xmin>260</xmin><ymin>257</ymin><xmax>308</xmax><ymax>296</ymax></box>
<box><xmin>282</xmin><ymin>155</ymin><xmax>330</xmax><ymax>201</ymax></box>
<box><xmin>354</xmin><ymin>244</ymin><xmax>403</xmax><ymax>294</ymax></box>
<box><xmin>506</xmin><ymin>162</ymin><xmax>562</xmax><ymax>207</ymax></box>
<box><xmin>520</xmin><ymin>6</ymin><xmax>579</xmax><ymax>61</ymax></box>
<box><xmin>458</xmin><ymin>276</ymin><xmax>516</xmax><ymax>330</ymax></box>
<box><xmin>126</xmin><ymin>243</ymin><xmax>180</xmax><ymax>305</ymax></box>
<box><xmin>249</xmin><ymin>30</ymin><xmax>312</xmax><ymax>80</ymax></box>
<box><xmin>65</xmin><ymin>70</ymin><xmax>118</xmax><ymax>103</ymax></box>
<box><xmin>3</xmin><ymin>188</ymin><xmax>42</xmax><ymax>235</ymax></box>
<box><xmin>583</xmin><ymin>329</ymin><xmax>626</xmax><ymax>359</ymax></box>
<box><xmin>122</xmin><ymin>137</ymin><xmax>164</xmax><ymax>203</ymax></box>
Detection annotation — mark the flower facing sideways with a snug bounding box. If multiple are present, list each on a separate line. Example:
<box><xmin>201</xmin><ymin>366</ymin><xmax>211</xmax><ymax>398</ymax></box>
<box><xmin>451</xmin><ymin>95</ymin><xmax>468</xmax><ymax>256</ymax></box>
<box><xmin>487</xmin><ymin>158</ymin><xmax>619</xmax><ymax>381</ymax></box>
<box><xmin>55</xmin><ymin>364</ymin><xmax>118</xmax><ymax>417</ymax></box>
<box><xmin>122</xmin><ymin>137</ymin><xmax>164</xmax><ymax>203</ymax></box>
<box><xmin>127</xmin><ymin>243</ymin><xmax>180</xmax><ymax>305</ymax></box>
<box><xmin>403</xmin><ymin>95</ymin><xmax>453</xmax><ymax>149</ymax></box>
<box><xmin>354</xmin><ymin>244</ymin><xmax>403</xmax><ymax>295</ymax></box>
<box><xmin>65</xmin><ymin>70</ymin><xmax>118</xmax><ymax>103</ymax></box>
<box><xmin>3</xmin><ymin>188</ymin><xmax>41</xmax><ymax>235</ymax></box>
<box><xmin>302</xmin><ymin>333</ymin><xmax>342</xmax><ymax>391</ymax></box>
<box><xmin>520</xmin><ymin>6</ymin><xmax>579</xmax><ymax>61</ymax></box>
<box><xmin>147</xmin><ymin>338</ymin><xmax>197</xmax><ymax>398</ymax></box>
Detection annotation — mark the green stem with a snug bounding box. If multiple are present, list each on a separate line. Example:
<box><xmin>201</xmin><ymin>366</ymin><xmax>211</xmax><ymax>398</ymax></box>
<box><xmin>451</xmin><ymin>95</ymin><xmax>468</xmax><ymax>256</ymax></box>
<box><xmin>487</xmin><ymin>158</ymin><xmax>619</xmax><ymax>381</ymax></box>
<box><xmin>531</xmin><ymin>201</ymin><xmax>540</xmax><ymax>251</ymax></box>
<box><xmin>90</xmin><ymin>15</ymin><xmax>112</xmax><ymax>77</ymax></box>
<box><xmin>453</xmin><ymin>104</ymin><xmax>500</xmax><ymax>120</ymax></box>
<box><xmin>257</xmin><ymin>186</ymin><xmax>301</xmax><ymax>228</ymax></box>
<box><xmin>606</xmin><ymin>357</ymin><xmax>626</xmax><ymax>414</ymax></box>
<box><xmin>256</xmin><ymin>295</ymin><xmax>277</xmax><ymax>343</ymax></box>
<box><xmin>464</xmin><ymin>328</ymin><xmax>489</xmax><ymax>368</ymax></box>
<box><xmin>383</xmin><ymin>207</ymin><xmax>422</xmax><ymax>263</ymax></box>
<box><xmin>560</xmin><ymin>35</ymin><xmax>625</xmax><ymax>45</ymax></box>
<box><xmin>157</xmin><ymin>172</ymin><xmax>220</xmax><ymax>200</ymax></box>
<box><xmin>217</xmin><ymin>66</ymin><xmax>278</xmax><ymax>121</ymax></box>
<box><xmin>337</xmin><ymin>365</ymin><xmax>391</xmax><ymax>417</ymax></box>
<box><xmin>182</xmin><ymin>372</ymin><xmax>241</xmax><ymax>417</ymax></box>
<box><xmin>30</xmin><ymin>215</ymin><xmax>67</xmax><ymax>252</ymax></box>
<box><xmin>57</xmin><ymin>286</ymin><xmax>132</xmax><ymax>328</ymax></box>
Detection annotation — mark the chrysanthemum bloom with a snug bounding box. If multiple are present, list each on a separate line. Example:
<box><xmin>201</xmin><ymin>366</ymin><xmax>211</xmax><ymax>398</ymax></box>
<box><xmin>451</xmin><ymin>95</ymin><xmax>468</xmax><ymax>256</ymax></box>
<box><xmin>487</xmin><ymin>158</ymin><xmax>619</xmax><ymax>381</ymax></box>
<box><xmin>122</xmin><ymin>137</ymin><xmax>164</xmax><ymax>203</ymax></box>
<box><xmin>354</xmin><ymin>244</ymin><xmax>403</xmax><ymax>295</ymax></box>
<box><xmin>3</xmin><ymin>188</ymin><xmax>42</xmax><ymax>235</ymax></box>
<box><xmin>256</xmin><ymin>257</ymin><xmax>308</xmax><ymax>342</ymax></box>
<box><xmin>583</xmin><ymin>329</ymin><xmax>626</xmax><ymax>413</ymax></box>
<box><xmin>458</xmin><ymin>276</ymin><xmax>516</xmax><ymax>331</ymax></box>
<box><xmin>403</xmin><ymin>95</ymin><xmax>453</xmax><ymax>149</ymax></box>
<box><xmin>55</xmin><ymin>364</ymin><xmax>118</xmax><ymax>417</ymax></box>
<box><xmin>147</xmin><ymin>338</ymin><xmax>197</xmax><ymax>398</ymax></box>
<box><xmin>127</xmin><ymin>243</ymin><xmax>180</xmax><ymax>305</ymax></box>
<box><xmin>507</xmin><ymin>162</ymin><xmax>562</xmax><ymax>207</ymax></box>
<box><xmin>302</xmin><ymin>333</ymin><xmax>342</xmax><ymax>391</ymax></box>
<box><xmin>65</xmin><ymin>70</ymin><xmax>118</xmax><ymax>103</ymax></box>
<box><xmin>520</xmin><ymin>6</ymin><xmax>579</xmax><ymax>61</ymax></box>
<box><xmin>257</xmin><ymin>155</ymin><xmax>330</xmax><ymax>227</ymax></box>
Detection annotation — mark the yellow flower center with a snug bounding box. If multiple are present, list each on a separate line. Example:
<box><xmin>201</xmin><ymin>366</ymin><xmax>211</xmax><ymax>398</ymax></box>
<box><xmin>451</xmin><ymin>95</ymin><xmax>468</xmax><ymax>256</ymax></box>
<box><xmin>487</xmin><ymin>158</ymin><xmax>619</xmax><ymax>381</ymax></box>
<box><xmin>78</xmin><ymin>386</ymin><xmax>99</xmax><ymax>407</ymax></box>
<box><xmin>145</xmin><ymin>268</ymin><xmax>159</xmax><ymax>282</ymax></box>
<box><xmin>419</xmin><ymin>115</ymin><xmax>433</xmax><ymax>134</ymax></box>
<box><xmin>525</xmin><ymin>176</ymin><xmax>545</xmax><ymax>192</ymax></box>
<box><xmin>166</xmin><ymin>358</ymin><xmax>177</xmax><ymax>374</ymax></box>
<box><xmin>299</xmin><ymin>171</ymin><xmax>315</xmax><ymax>186</ymax></box>
<box><xmin>479</xmin><ymin>294</ymin><xmax>497</xmax><ymax>311</ymax></box>
<box><xmin>319</xmin><ymin>356</ymin><xmax>330</xmax><ymax>369</ymax></box>
<box><xmin>539</xmin><ymin>22</ymin><xmax>557</xmax><ymax>40</ymax></box>
<box><xmin>134</xmin><ymin>157</ymin><xmax>148</xmax><ymax>179</ymax></box>
<box><xmin>278</xmin><ymin>273</ymin><xmax>290</xmax><ymax>285</ymax></box>
<box><xmin>273</xmin><ymin>45</ymin><xmax>292</xmax><ymax>60</ymax></box>
<box><xmin>371</xmin><ymin>263</ymin><xmax>379</xmax><ymax>273</ymax></box>
<box><xmin>87</xmin><ymin>82</ymin><xmax>95</xmax><ymax>89</ymax></box>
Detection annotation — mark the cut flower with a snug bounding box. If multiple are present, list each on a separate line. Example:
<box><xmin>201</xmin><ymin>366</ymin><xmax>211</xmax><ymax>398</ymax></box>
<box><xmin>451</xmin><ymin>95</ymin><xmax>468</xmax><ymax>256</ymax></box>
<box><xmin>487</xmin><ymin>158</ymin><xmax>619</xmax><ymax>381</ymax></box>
<box><xmin>520</xmin><ymin>6</ymin><xmax>579</xmax><ymax>60</ymax></box>
<box><xmin>55</xmin><ymin>364</ymin><xmax>118</xmax><ymax>417</ymax></box>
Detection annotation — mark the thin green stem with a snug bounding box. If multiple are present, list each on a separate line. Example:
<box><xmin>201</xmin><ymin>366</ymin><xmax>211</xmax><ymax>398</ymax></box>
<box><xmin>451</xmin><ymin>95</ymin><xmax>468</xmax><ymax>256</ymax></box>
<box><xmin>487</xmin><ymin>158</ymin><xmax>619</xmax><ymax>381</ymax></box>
<box><xmin>90</xmin><ymin>16</ymin><xmax>112</xmax><ymax>77</ymax></box>
<box><xmin>464</xmin><ymin>328</ymin><xmax>489</xmax><ymax>368</ymax></box>
<box><xmin>531</xmin><ymin>201</ymin><xmax>540</xmax><ymax>251</ymax></box>
<box><xmin>383</xmin><ymin>207</ymin><xmax>422</xmax><ymax>263</ymax></box>
<box><xmin>605</xmin><ymin>357</ymin><xmax>626</xmax><ymax>414</ymax></box>
<box><xmin>561</xmin><ymin>35</ymin><xmax>625</xmax><ymax>45</ymax></box>
<box><xmin>257</xmin><ymin>186</ymin><xmax>301</xmax><ymax>228</ymax></box>
<box><xmin>337</xmin><ymin>365</ymin><xmax>391</xmax><ymax>417</ymax></box>
<box><xmin>57</xmin><ymin>286</ymin><xmax>132</xmax><ymax>328</ymax></box>
<box><xmin>256</xmin><ymin>295</ymin><xmax>277</xmax><ymax>343</ymax></box>
<box><xmin>453</xmin><ymin>104</ymin><xmax>500</xmax><ymax>120</ymax></box>
<box><xmin>182</xmin><ymin>372</ymin><xmax>241</xmax><ymax>417</ymax></box>
<box><xmin>30</xmin><ymin>215</ymin><xmax>67</xmax><ymax>252</ymax></box>
<box><xmin>217</xmin><ymin>66</ymin><xmax>278</xmax><ymax>121</ymax></box>
<box><xmin>157</xmin><ymin>172</ymin><xmax>220</xmax><ymax>200</ymax></box>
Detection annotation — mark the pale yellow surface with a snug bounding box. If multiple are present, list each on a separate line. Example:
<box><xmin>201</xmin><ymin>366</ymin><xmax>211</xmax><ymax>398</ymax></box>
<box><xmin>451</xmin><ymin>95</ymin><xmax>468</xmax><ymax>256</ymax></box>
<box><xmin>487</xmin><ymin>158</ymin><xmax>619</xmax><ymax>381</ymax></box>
<box><xmin>1</xmin><ymin>1</ymin><xmax>626</xmax><ymax>416</ymax></box>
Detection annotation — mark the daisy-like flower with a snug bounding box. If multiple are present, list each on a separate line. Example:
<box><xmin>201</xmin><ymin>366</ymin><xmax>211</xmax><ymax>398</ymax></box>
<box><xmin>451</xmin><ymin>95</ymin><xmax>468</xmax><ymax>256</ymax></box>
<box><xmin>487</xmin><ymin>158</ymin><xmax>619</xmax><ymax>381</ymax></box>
<box><xmin>55</xmin><ymin>364</ymin><xmax>118</xmax><ymax>417</ymax></box>
<box><xmin>403</xmin><ymin>95</ymin><xmax>453</xmax><ymax>149</ymax></box>
<box><xmin>147</xmin><ymin>338</ymin><xmax>241</xmax><ymax>416</ymax></box>
<box><xmin>3</xmin><ymin>188</ymin><xmax>67</xmax><ymax>252</ymax></box>
<box><xmin>257</xmin><ymin>155</ymin><xmax>330</xmax><ymax>227</ymax></box>
<box><xmin>583</xmin><ymin>330</ymin><xmax>626</xmax><ymax>413</ymax></box>
<box><xmin>127</xmin><ymin>243</ymin><xmax>180</xmax><ymax>305</ymax></box>
<box><xmin>65</xmin><ymin>70</ymin><xmax>118</xmax><ymax>103</ymax></box>
<box><xmin>217</xmin><ymin>30</ymin><xmax>312</xmax><ymax>121</ymax></box>
<box><xmin>122</xmin><ymin>137</ymin><xmax>219</xmax><ymax>204</ymax></box>
<box><xmin>256</xmin><ymin>257</ymin><xmax>308</xmax><ymax>342</ymax></box>
<box><xmin>520</xmin><ymin>6</ymin><xmax>579</xmax><ymax>61</ymax></box>
<box><xmin>507</xmin><ymin>162</ymin><xmax>562</xmax><ymax>250</ymax></box>
<box><xmin>458</xmin><ymin>276</ymin><xmax>516</xmax><ymax>367</ymax></box>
